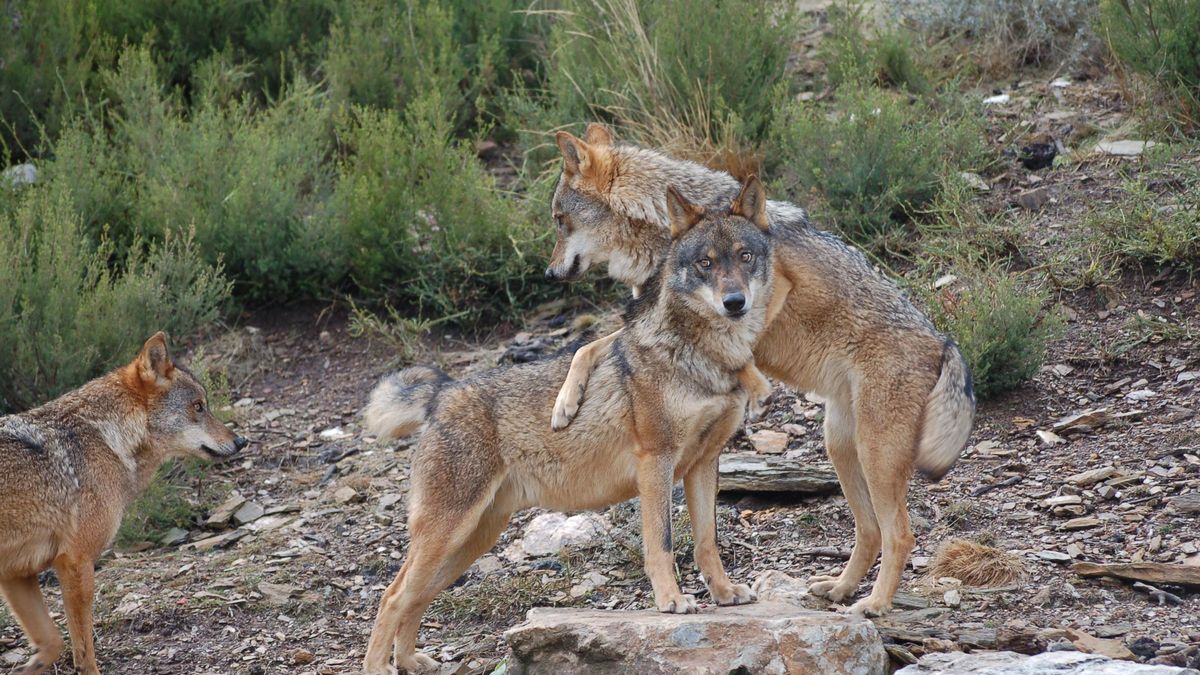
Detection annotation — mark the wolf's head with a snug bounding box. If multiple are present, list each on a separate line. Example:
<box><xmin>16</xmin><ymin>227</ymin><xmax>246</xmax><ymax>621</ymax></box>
<box><xmin>546</xmin><ymin>124</ymin><xmax>681</xmax><ymax>289</ymax></box>
<box><xmin>662</xmin><ymin>175</ymin><xmax>772</xmax><ymax>321</ymax></box>
<box><xmin>124</xmin><ymin>333</ymin><xmax>247</xmax><ymax>461</ymax></box>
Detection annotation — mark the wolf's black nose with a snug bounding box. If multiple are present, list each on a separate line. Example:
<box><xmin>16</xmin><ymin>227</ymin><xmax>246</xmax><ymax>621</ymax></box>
<box><xmin>723</xmin><ymin>293</ymin><xmax>746</xmax><ymax>313</ymax></box>
<box><xmin>234</xmin><ymin>436</ymin><xmax>249</xmax><ymax>450</ymax></box>
<box><xmin>544</xmin><ymin>267</ymin><xmax>557</xmax><ymax>281</ymax></box>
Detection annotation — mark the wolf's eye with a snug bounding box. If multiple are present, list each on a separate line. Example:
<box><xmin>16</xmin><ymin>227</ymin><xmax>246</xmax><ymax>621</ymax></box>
<box><xmin>194</xmin><ymin>401</ymin><xmax>205</xmax><ymax>414</ymax></box>
<box><xmin>697</xmin><ymin>258</ymin><xmax>712</xmax><ymax>269</ymax></box>
<box><xmin>740</xmin><ymin>251</ymin><xmax>753</xmax><ymax>263</ymax></box>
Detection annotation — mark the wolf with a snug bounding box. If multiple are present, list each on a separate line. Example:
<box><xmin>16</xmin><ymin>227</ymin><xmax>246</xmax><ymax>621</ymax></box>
<box><xmin>361</xmin><ymin>177</ymin><xmax>777</xmax><ymax>674</ymax></box>
<box><xmin>544</xmin><ymin>124</ymin><xmax>975</xmax><ymax>617</ymax></box>
<box><xmin>0</xmin><ymin>333</ymin><xmax>247</xmax><ymax>674</ymax></box>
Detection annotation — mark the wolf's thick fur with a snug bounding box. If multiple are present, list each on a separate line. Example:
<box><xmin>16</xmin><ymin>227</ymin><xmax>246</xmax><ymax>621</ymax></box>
<box><xmin>362</xmin><ymin>179</ymin><xmax>775</xmax><ymax>674</ymax></box>
<box><xmin>0</xmin><ymin>334</ymin><xmax>246</xmax><ymax>675</ymax></box>
<box><xmin>545</xmin><ymin>125</ymin><xmax>975</xmax><ymax>616</ymax></box>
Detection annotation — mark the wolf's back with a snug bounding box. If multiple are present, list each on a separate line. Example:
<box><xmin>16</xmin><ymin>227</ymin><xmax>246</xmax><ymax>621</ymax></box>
<box><xmin>364</xmin><ymin>366</ymin><xmax>453</xmax><ymax>440</ymax></box>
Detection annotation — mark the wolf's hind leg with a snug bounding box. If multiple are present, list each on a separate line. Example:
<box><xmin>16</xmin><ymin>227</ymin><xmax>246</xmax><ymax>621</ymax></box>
<box><xmin>390</xmin><ymin>508</ymin><xmax>511</xmax><ymax>671</ymax></box>
<box><xmin>737</xmin><ymin>363</ymin><xmax>772</xmax><ymax>422</ymax></box>
<box><xmin>808</xmin><ymin>400</ymin><xmax>882</xmax><ymax>605</ymax></box>
<box><xmin>551</xmin><ymin>329</ymin><xmax>622</xmax><ymax>430</ymax></box>
<box><xmin>0</xmin><ymin>575</ymin><xmax>63</xmax><ymax>675</ymax></box>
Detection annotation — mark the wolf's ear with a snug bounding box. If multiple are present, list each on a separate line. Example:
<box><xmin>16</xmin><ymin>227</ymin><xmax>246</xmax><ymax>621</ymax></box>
<box><xmin>555</xmin><ymin>131</ymin><xmax>593</xmax><ymax>176</ymax></box>
<box><xmin>584</xmin><ymin>123</ymin><xmax>614</xmax><ymax>146</ymax></box>
<box><xmin>731</xmin><ymin>175</ymin><xmax>769</xmax><ymax>232</ymax></box>
<box><xmin>666</xmin><ymin>186</ymin><xmax>705</xmax><ymax>239</ymax></box>
<box><xmin>136</xmin><ymin>332</ymin><xmax>175</xmax><ymax>386</ymax></box>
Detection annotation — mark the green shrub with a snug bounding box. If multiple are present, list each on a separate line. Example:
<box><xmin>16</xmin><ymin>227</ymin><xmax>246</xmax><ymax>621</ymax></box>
<box><xmin>1101</xmin><ymin>0</ymin><xmax>1200</xmax><ymax>90</ymax></box>
<box><xmin>0</xmin><ymin>185</ymin><xmax>231</xmax><ymax>412</ymax></box>
<box><xmin>767</xmin><ymin>86</ymin><xmax>987</xmax><ymax>247</ymax></box>
<box><xmin>326</xmin><ymin>93</ymin><xmax>557</xmax><ymax>325</ymax></box>
<box><xmin>922</xmin><ymin>267</ymin><xmax>1062</xmax><ymax>399</ymax></box>
<box><xmin>0</xmin><ymin>0</ymin><xmax>101</xmax><ymax>161</ymax></box>
<box><xmin>117</xmin><ymin>458</ymin><xmax>225</xmax><ymax>547</ymax></box>
<box><xmin>532</xmin><ymin>0</ymin><xmax>799</xmax><ymax>155</ymax></box>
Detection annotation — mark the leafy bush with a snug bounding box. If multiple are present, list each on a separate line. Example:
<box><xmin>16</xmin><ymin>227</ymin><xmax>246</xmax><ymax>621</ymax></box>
<box><xmin>889</xmin><ymin>0</ymin><xmax>1098</xmax><ymax>75</ymax></box>
<box><xmin>1101</xmin><ymin>0</ymin><xmax>1200</xmax><ymax>90</ymax></box>
<box><xmin>767</xmin><ymin>86</ymin><xmax>987</xmax><ymax>247</ymax></box>
<box><xmin>326</xmin><ymin>94</ymin><xmax>557</xmax><ymax>324</ymax></box>
<box><xmin>922</xmin><ymin>267</ymin><xmax>1062</xmax><ymax>399</ymax></box>
<box><xmin>0</xmin><ymin>185</ymin><xmax>231</xmax><ymax>412</ymax></box>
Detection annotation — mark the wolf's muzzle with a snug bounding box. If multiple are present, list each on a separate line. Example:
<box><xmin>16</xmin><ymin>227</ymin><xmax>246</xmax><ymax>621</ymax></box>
<box><xmin>722</xmin><ymin>292</ymin><xmax>746</xmax><ymax>315</ymax></box>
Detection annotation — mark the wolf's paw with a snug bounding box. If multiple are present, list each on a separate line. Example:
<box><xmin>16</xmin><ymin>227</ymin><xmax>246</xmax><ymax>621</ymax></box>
<box><xmin>395</xmin><ymin>652</ymin><xmax>439</xmax><ymax>674</ymax></box>
<box><xmin>715</xmin><ymin>583</ymin><xmax>756</xmax><ymax>606</ymax></box>
<box><xmin>551</xmin><ymin>384</ymin><xmax>583</xmax><ymax>431</ymax></box>
<box><xmin>744</xmin><ymin>395</ymin><xmax>768</xmax><ymax>423</ymax></box>
<box><xmin>807</xmin><ymin>576</ymin><xmax>856</xmax><ymax>603</ymax></box>
<box><xmin>657</xmin><ymin>593</ymin><xmax>698</xmax><ymax>614</ymax></box>
<box><xmin>844</xmin><ymin>595</ymin><xmax>891</xmax><ymax>618</ymax></box>
<box><xmin>16</xmin><ymin>647</ymin><xmax>61</xmax><ymax>675</ymax></box>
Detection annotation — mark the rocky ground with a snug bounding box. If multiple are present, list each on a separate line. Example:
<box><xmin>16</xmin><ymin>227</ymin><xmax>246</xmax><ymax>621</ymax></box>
<box><xmin>3</xmin><ymin>64</ymin><xmax>1200</xmax><ymax>675</ymax></box>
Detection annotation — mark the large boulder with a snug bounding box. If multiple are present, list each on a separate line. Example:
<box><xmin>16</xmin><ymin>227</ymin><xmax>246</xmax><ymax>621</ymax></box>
<box><xmin>503</xmin><ymin>601</ymin><xmax>887</xmax><ymax>675</ymax></box>
<box><xmin>897</xmin><ymin>650</ymin><xmax>1199</xmax><ymax>675</ymax></box>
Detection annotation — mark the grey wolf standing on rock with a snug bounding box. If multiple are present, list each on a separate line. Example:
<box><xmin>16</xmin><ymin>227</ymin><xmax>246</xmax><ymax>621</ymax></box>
<box><xmin>361</xmin><ymin>177</ymin><xmax>777</xmax><ymax>674</ymax></box>
<box><xmin>545</xmin><ymin>124</ymin><xmax>975</xmax><ymax>617</ymax></box>
<box><xmin>0</xmin><ymin>333</ymin><xmax>247</xmax><ymax>674</ymax></box>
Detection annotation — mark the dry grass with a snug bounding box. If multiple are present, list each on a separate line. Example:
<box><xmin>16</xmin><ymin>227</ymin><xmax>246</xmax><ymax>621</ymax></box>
<box><xmin>929</xmin><ymin>538</ymin><xmax>1026</xmax><ymax>587</ymax></box>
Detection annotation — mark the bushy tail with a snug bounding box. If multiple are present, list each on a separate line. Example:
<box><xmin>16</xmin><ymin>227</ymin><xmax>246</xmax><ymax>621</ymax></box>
<box><xmin>363</xmin><ymin>365</ymin><xmax>452</xmax><ymax>441</ymax></box>
<box><xmin>916</xmin><ymin>341</ymin><xmax>976</xmax><ymax>481</ymax></box>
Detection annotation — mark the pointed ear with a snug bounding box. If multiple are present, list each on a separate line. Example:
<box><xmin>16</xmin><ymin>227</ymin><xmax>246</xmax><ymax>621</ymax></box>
<box><xmin>731</xmin><ymin>175</ymin><xmax>769</xmax><ymax>232</ymax></box>
<box><xmin>584</xmin><ymin>122</ymin><xmax>614</xmax><ymax>146</ymax></box>
<box><xmin>136</xmin><ymin>332</ymin><xmax>174</xmax><ymax>386</ymax></box>
<box><xmin>666</xmin><ymin>187</ymin><xmax>705</xmax><ymax>239</ymax></box>
<box><xmin>555</xmin><ymin>131</ymin><xmax>593</xmax><ymax>176</ymax></box>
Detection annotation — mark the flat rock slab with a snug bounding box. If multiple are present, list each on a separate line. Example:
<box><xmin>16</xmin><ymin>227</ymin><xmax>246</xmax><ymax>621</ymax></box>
<box><xmin>897</xmin><ymin>649</ymin><xmax>1197</xmax><ymax>674</ymax></box>
<box><xmin>504</xmin><ymin>602</ymin><xmax>885</xmax><ymax>675</ymax></box>
<box><xmin>718</xmin><ymin>453</ymin><xmax>840</xmax><ymax>494</ymax></box>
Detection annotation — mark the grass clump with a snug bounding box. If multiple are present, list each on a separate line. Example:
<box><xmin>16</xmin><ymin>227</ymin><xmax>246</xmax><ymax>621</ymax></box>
<box><xmin>825</xmin><ymin>2</ymin><xmax>933</xmax><ymax>94</ymax></box>
<box><xmin>921</xmin><ymin>265</ymin><xmax>1062</xmax><ymax>399</ymax></box>
<box><xmin>930</xmin><ymin>538</ymin><xmax>1026</xmax><ymax>587</ymax></box>
<box><xmin>768</xmin><ymin>86</ymin><xmax>987</xmax><ymax>248</ymax></box>
<box><xmin>0</xmin><ymin>186</ymin><xmax>230</xmax><ymax>413</ymax></box>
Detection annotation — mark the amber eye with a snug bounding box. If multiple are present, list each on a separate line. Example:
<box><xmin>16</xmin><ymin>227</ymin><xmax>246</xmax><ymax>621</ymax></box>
<box><xmin>740</xmin><ymin>250</ymin><xmax>753</xmax><ymax>263</ymax></box>
<box><xmin>697</xmin><ymin>258</ymin><xmax>712</xmax><ymax>269</ymax></box>
<box><xmin>194</xmin><ymin>401</ymin><xmax>205</xmax><ymax>414</ymax></box>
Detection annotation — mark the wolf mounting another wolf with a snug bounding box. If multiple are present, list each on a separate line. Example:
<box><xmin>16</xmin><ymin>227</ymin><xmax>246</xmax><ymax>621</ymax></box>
<box><xmin>545</xmin><ymin>123</ymin><xmax>975</xmax><ymax>617</ymax></box>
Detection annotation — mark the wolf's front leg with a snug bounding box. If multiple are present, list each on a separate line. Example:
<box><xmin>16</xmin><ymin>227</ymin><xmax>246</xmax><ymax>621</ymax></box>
<box><xmin>737</xmin><ymin>362</ymin><xmax>771</xmax><ymax>422</ymax></box>
<box><xmin>551</xmin><ymin>328</ymin><xmax>622</xmax><ymax>430</ymax></box>
<box><xmin>636</xmin><ymin>453</ymin><xmax>696</xmax><ymax>614</ymax></box>
<box><xmin>684</xmin><ymin>456</ymin><xmax>755</xmax><ymax>606</ymax></box>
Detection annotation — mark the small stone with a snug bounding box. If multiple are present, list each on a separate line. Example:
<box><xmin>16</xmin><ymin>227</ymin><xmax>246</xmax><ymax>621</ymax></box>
<box><xmin>1096</xmin><ymin>140</ymin><xmax>1156</xmax><ymax>156</ymax></box>
<box><xmin>1044</xmin><ymin>495</ymin><xmax>1083</xmax><ymax>507</ymax></box>
<box><xmin>234</xmin><ymin>397</ymin><xmax>255</xmax><ymax>408</ymax></box>
<box><xmin>983</xmin><ymin>93</ymin><xmax>1010</xmax><ymax>104</ymax></box>
<box><xmin>206</xmin><ymin>492</ymin><xmax>247</xmax><ymax>527</ymax></box>
<box><xmin>319</xmin><ymin>426</ymin><xmax>351</xmax><ymax>441</ymax></box>
<box><xmin>958</xmin><ymin>173</ymin><xmax>989</xmax><ymax>191</ymax></box>
<box><xmin>943</xmin><ymin>589</ymin><xmax>962</xmax><ymax>608</ymax></box>
<box><xmin>749</xmin><ymin>429</ymin><xmax>789</xmax><ymax>454</ymax></box>
<box><xmin>161</xmin><ymin>527</ymin><xmax>190</xmax><ymax>546</ymax></box>
<box><xmin>1036</xmin><ymin>550</ymin><xmax>1072</xmax><ymax>563</ymax></box>
<box><xmin>292</xmin><ymin>649</ymin><xmax>315</xmax><ymax>665</ymax></box>
<box><xmin>1061</xmin><ymin>517</ymin><xmax>1101</xmax><ymax>530</ymax></box>
<box><xmin>1037</xmin><ymin>430</ymin><xmax>1066</xmax><ymax>446</ymax></box>
<box><xmin>1176</xmin><ymin>371</ymin><xmax>1200</xmax><ymax>383</ymax></box>
<box><xmin>376</xmin><ymin>493</ymin><xmax>403</xmax><ymax>513</ymax></box>
<box><xmin>1015</xmin><ymin>187</ymin><xmax>1051</xmax><ymax>211</ymax></box>
<box><xmin>1067</xmin><ymin>543</ymin><xmax>1084</xmax><ymax>558</ymax></box>
<box><xmin>333</xmin><ymin>486</ymin><xmax>360</xmax><ymax>504</ymax></box>
<box><xmin>233</xmin><ymin>501</ymin><xmax>265</xmax><ymax>526</ymax></box>
<box><xmin>258</xmin><ymin>582</ymin><xmax>298</xmax><ymax>606</ymax></box>
<box><xmin>1125</xmin><ymin>389</ymin><xmax>1156</xmax><ymax>401</ymax></box>
<box><xmin>1068</xmin><ymin>466</ymin><xmax>1116</xmax><ymax>487</ymax></box>
<box><xmin>521</xmin><ymin>512</ymin><xmax>609</xmax><ymax>557</ymax></box>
